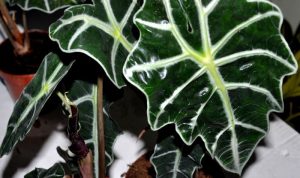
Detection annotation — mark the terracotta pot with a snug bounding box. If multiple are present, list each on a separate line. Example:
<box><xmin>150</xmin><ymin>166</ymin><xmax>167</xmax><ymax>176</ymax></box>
<box><xmin>0</xmin><ymin>29</ymin><xmax>56</xmax><ymax>101</ymax></box>
<box><xmin>0</xmin><ymin>70</ymin><xmax>34</xmax><ymax>101</ymax></box>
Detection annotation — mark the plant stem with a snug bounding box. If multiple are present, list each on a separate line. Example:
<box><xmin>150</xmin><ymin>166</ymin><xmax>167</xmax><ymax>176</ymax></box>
<box><xmin>97</xmin><ymin>77</ymin><xmax>105</xmax><ymax>178</ymax></box>
<box><xmin>22</xmin><ymin>11</ymin><xmax>30</xmax><ymax>52</ymax></box>
<box><xmin>0</xmin><ymin>0</ymin><xmax>23</xmax><ymax>50</ymax></box>
<box><xmin>0</xmin><ymin>9</ymin><xmax>23</xmax><ymax>52</ymax></box>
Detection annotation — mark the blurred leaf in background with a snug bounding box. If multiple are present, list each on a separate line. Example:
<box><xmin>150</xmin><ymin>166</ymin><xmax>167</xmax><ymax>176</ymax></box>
<box><xmin>281</xmin><ymin>22</ymin><xmax>300</xmax><ymax>132</ymax></box>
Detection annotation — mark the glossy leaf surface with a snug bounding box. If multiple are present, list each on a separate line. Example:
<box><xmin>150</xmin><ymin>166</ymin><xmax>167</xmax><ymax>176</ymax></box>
<box><xmin>24</xmin><ymin>163</ymin><xmax>65</xmax><ymax>178</ymax></box>
<box><xmin>8</xmin><ymin>0</ymin><xmax>81</xmax><ymax>13</ymax></box>
<box><xmin>0</xmin><ymin>53</ymin><xmax>74</xmax><ymax>157</ymax></box>
<box><xmin>50</xmin><ymin>0</ymin><xmax>139</xmax><ymax>88</ymax></box>
<box><xmin>124</xmin><ymin>0</ymin><xmax>297</xmax><ymax>173</ymax></box>
<box><xmin>151</xmin><ymin>136</ymin><xmax>203</xmax><ymax>178</ymax></box>
<box><xmin>67</xmin><ymin>80</ymin><xmax>120</xmax><ymax>178</ymax></box>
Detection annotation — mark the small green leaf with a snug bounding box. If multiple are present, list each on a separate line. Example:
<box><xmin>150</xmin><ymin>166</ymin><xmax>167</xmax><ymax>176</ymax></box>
<box><xmin>0</xmin><ymin>53</ymin><xmax>74</xmax><ymax>157</ymax></box>
<box><xmin>24</xmin><ymin>163</ymin><xmax>65</xmax><ymax>178</ymax></box>
<box><xmin>8</xmin><ymin>0</ymin><xmax>81</xmax><ymax>13</ymax></box>
<box><xmin>50</xmin><ymin>0</ymin><xmax>139</xmax><ymax>88</ymax></box>
<box><xmin>124</xmin><ymin>0</ymin><xmax>297</xmax><ymax>174</ymax></box>
<box><xmin>151</xmin><ymin>136</ymin><xmax>203</xmax><ymax>178</ymax></box>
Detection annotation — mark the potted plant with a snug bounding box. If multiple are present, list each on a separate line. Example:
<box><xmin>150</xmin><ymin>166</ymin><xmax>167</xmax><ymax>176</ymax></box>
<box><xmin>0</xmin><ymin>0</ymin><xmax>81</xmax><ymax>100</ymax></box>
<box><xmin>0</xmin><ymin>0</ymin><xmax>297</xmax><ymax>178</ymax></box>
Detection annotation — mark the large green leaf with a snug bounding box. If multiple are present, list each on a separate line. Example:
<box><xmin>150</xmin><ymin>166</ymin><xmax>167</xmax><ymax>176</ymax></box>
<box><xmin>0</xmin><ymin>53</ymin><xmax>74</xmax><ymax>157</ymax></box>
<box><xmin>151</xmin><ymin>136</ymin><xmax>203</xmax><ymax>178</ymax></box>
<box><xmin>24</xmin><ymin>163</ymin><xmax>65</xmax><ymax>178</ymax></box>
<box><xmin>8</xmin><ymin>0</ymin><xmax>81</xmax><ymax>13</ymax></box>
<box><xmin>50</xmin><ymin>0</ymin><xmax>139</xmax><ymax>88</ymax></box>
<box><xmin>124</xmin><ymin>0</ymin><xmax>297</xmax><ymax>174</ymax></box>
<box><xmin>67</xmin><ymin>80</ymin><xmax>121</xmax><ymax>178</ymax></box>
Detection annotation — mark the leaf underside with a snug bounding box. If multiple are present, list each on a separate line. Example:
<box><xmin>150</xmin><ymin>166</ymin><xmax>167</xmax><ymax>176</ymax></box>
<box><xmin>0</xmin><ymin>53</ymin><xmax>74</xmax><ymax>157</ymax></box>
<box><xmin>151</xmin><ymin>136</ymin><xmax>203</xmax><ymax>178</ymax></box>
<box><xmin>8</xmin><ymin>0</ymin><xmax>81</xmax><ymax>13</ymax></box>
<box><xmin>67</xmin><ymin>80</ymin><xmax>120</xmax><ymax>178</ymax></box>
<box><xmin>124</xmin><ymin>0</ymin><xmax>297</xmax><ymax>173</ymax></box>
<box><xmin>50</xmin><ymin>0</ymin><xmax>139</xmax><ymax>88</ymax></box>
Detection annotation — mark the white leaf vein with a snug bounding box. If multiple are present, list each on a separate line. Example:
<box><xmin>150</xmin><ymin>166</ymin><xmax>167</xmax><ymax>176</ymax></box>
<box><xmin>235</xmin><ymin>121</ymin><xmax>266</xmax><ymax>134</ymax></box>
<box><xmin>43</xmin><ymin>0</ymin><xmax>50</xmax><ymax>11</ymax></box>
<box><xmin>154</xmin><ymin>67</ymin><xmax>207</xmax><ymax>128</ymax></box>
<box><xmin>215</xmin><ymin>49</ymin><xmax>296</xmax><ymax>71</ymax></box>
<box><xmin>212</xmin><ymin>11</ymin><xmax>281</xmax><ymax>56</ymax></box>
<box><xmin>53</xmin><ymin>14</ymin><xmax>113</xmax><ymax>37</ymax></box>
<box><xmin>125</xmin><ymin>53</ymin><xmax>188</xmax><ymax>77</ymax></box>
<box><xmin>205</xmin><ymin>0</ymin><xmax>220</xmax><ymax>15</ymax></box>
<box><xmin>111</xmin><ymin>40</ymin><xmax>121</xmax><ymax>83</ymax></box>
<box><xmin>68</xmin><ymin>23</ymin><xmax>90</xmax><ymax>50</ymax></box>
<box><xmin>225</xmin><ymin>82</ymin><xmax>281</xmax><ymax>109</ymax></box>
<box><xmin>120</xmin><ymin>0</ymin><xmax>137</xmax><ymax>29</ymax></box>
<box><xmin>135</xmin><ymin>18</ymin><xmax>172</xmax><ymax>31</ymax></box>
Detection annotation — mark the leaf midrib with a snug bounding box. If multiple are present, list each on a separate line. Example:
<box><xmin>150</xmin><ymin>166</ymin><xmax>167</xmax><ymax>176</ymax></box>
<box><xmin>13</xmin><ymin>61</ymin><xmax>64</xmax><ymax>132</ymax></box>
<box><xmin>194</xmin><ymin>1</ymin><xmax>240</xmax><ymax>169</ymax></box>
<box><xmin>165</xmin><ymin>0</ymin><xmax>236</xmax><ymax>127</ymax></box>
<box><xmin>102</xmin><ymin>0</ymin><xmax>133</xmax><ymax>51</ymax></box>
<box><xmin>92</xmin><ymin>85</ymin><xmax>99</xmax><ymax>178</ymax></box>
<box><xmin>164</xmin><ymin>0</ymin><xmax>240</xmax><ymax>169</ymax></box>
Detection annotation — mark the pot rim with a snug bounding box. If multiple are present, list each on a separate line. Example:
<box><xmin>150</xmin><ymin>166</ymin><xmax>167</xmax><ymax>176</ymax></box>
<box><xmin>0</xmin><ymin>29</ymin><xmax>50</xmax><ymax>75</ymax></box>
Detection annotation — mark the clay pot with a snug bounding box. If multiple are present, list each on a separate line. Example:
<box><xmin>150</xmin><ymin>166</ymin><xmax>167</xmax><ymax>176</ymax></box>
<box><xmin>0</xmin><ymin>71</ymin><xmax>34</xmax><ymax>101</ymax></box>
<box><xmin>0</xmin><ymin>29</ymin><xmax>57</xmax><ymax>101</ymax></box>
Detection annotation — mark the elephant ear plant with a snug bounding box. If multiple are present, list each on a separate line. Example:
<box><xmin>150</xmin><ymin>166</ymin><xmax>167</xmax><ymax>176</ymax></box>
<box><xmin>0</xmin><ymin>0</ymin><xmax>297</xmax><ymax>178</ymax></box>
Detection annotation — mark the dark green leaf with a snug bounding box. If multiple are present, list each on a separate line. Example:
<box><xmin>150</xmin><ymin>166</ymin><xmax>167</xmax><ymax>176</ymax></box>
<box><xmin>50</xmin><ymin>0</ymin><xmax>139</xmax><ymax>87</ymax></box>
<box><xmin>124</xmin><ymin>0</ymin><xmax>297</xmax><ymax>173</ymax></box>
<box><xmin>24</xmin><ymin>163</ymin><xmax>65</xmax><ymax>178</ymax></box>
<box><xmin>67</xmin><ymin>80</ymin><xmax>121</xmax><ymax>177</ymax></box>
<box><xmin>151</xmin><ymin>136</ymin><xmax>203</xmax><ymax>178</ymax></box>
<box><xmin>0</xmin><ymin>53</ymin><xmax>74</xmax><ymax>157</ymax></box>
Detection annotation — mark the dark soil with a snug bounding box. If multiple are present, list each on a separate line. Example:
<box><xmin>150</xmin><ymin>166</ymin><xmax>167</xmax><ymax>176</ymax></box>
<box><xmin>0</xmin><ymin>30</ymin><xmax>59</xmax><ymax>74</ymax></box>
<box><xmin>125</xmin><ymin>152</ymin><xmax>154</xmax><ymax>178</ymax></box>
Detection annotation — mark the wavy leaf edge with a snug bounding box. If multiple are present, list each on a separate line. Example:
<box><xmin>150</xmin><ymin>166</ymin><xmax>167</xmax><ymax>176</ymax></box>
<box><xmin>7</xmin><ymin>0</ymin><xmax>79</xmax><ymax>13</ymax></box>
<box><xmin>123</xmin><ymin>0</ymin><xmax>298</xmax><ymax>174</ymax></box>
